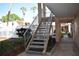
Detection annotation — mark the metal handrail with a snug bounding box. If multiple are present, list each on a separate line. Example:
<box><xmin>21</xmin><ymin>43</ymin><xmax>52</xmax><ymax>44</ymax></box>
<box><xmin>23</xmin><ymin>11</ymin><xmax>53</xmax><ymax>51</ymax></box>
<box><xmin>23</xmin><ymin>14</ymin><xmax>38</xmax><ymax>49</ymax></box>
<box><xmin>43</xmin><ymin>12</ymin><xmax>54</xmax><ymax>53</ymax></box>
<box><xmin>23</xmin><ymin>15</ymin><xmax>38</xmax><ymax>37</ymax></box>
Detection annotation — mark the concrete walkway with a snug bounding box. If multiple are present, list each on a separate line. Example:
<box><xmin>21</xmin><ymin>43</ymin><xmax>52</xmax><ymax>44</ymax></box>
<box><xmin>18</xmin><ymin>37</ymin><xmax>78</xmax><ymax>56</ymax></box>
<box><xmin>52</xmin><ymin>37</ymin><xmax>77</xmax><ymax>56</ymax></box>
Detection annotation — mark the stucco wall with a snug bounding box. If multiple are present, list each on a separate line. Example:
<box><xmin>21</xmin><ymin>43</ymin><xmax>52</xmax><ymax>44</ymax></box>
<box><xmin>73</xmin><ymin>15</ymin><xmax>79</xmax><ymax>48</ymax></box>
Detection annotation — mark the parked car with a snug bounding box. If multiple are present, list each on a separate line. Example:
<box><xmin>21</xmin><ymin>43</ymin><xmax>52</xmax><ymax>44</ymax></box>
<box><xmin>16</xmin><ymin>27</ymin><xmax>31</xmax><ymax>37</ymax></box>
<box><xmin>16</xmin><ymin>24</ymin><xmax>31</xmax><ymax>37</ymax></box>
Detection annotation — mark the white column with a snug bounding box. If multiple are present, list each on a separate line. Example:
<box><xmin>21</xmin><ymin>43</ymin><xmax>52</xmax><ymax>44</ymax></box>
<box><xmin>68</xmin><ymin>23</ymin><xmax>71</xmax><ymax>33</ymax></box>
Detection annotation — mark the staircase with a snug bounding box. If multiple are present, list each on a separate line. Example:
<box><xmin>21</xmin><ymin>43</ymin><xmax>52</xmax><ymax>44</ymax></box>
<box><xmin>25</xmin><ymin>17</ymin><xmax>53</xmax><ymax>54</ymax></box>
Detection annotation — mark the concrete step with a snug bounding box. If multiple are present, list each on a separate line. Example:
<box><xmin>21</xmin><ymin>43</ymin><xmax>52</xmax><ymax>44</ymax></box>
<box><xmin>33</xmin><ymin>38</ymin><xmax>47</xmax><ymax>40</ymax></box>
<box><xmin>36</xmin><ymin>33</ymin><xmax>48</xmax><ymax>35</ymax></box>
<box><xmin>31</xmin><ymin>41</ymin><xmax>44</xmax><ymax>44</ymax></box>
<box><xmin>32</xmin><ymin>40</ymin><xmax>45</xmax><ymax>42</ymax></box>
<box><xmin>39</xmin><ymin>27</ymin><xmax>46</xmax><ymax>29</ymax></box>
<box><xmin>35</xmin><ymin>34</ymin><xmax>48</xmax><ymax>37</ymax></box>
<box><xmin>26</xmin><ymin>50</ymin><xmax>42</xmax><ymax>54</ymax></box>
<box><xmin>29</xmin><ymin>45</ymin><xmax>44</xmax><ymax>49</ymax></box>
<box><xmin>34</xmin><ymin>35</ymin><xmax>47</xmax><ymax>39</ymax></box>
<box><xmin>37</xmin><ymin>30</ymin><xmax>47</xmax><ymax>32</ymax></box>
<box><xmin>38</xmin><ymin>29</ymin><xmax>47</xmax><ymax>31</ymax></box>
<box><xmin>36</xmin><ymin>31</ymin><xmax>47</xmax><ymax>35</ymax></box>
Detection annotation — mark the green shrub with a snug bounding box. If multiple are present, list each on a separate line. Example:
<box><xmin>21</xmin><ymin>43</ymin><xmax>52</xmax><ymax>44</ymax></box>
<box><xmin>0</xmin><ymin>38</ymin><xmax>24</xmax><ymax>54</ymax></box>
<box><xmin>0</xmin><ymin>40</ymin><xmax>14</xmax><ymax>53</ymax></box>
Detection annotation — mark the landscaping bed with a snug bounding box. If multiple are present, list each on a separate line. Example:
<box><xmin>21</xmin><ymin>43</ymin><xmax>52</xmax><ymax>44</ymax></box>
<box><xmin>0</xmin><ymin>37</ymin><xmax>25</xmax><ymax>56</ymax></box>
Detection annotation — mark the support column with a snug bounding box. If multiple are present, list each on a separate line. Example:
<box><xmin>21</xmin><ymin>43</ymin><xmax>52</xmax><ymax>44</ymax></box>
<box><xmin>71</xmin><ymin>21</ymin><xmax>74</xmax><ymax>40</ymax></box>
<box><xmin>38</xmin><ymin>3</ymin><xmax>42</xmax><ymax>23</ymax></box>
<box><xmin>55</xmin><ymin>17</ymin><xmax>61</xmax><ymax>43</ymax></box>
<box><xmin>43</xmin><ymin>4</ymin><xmax>46</xmax><ymax>17</ymax></box>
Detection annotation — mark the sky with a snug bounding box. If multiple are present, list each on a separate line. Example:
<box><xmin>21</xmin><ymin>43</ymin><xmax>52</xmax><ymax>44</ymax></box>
<box><xmin>0</xmin><ymin>3</ymin><xmax>38</xmax><ymax>23</ymax></box>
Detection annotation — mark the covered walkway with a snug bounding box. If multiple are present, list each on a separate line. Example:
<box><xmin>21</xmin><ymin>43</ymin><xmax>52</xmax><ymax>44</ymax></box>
<box><xmin>52</xmin><ymin>37</ymin><xmax>75</xmax><ymax>56</ymax></box>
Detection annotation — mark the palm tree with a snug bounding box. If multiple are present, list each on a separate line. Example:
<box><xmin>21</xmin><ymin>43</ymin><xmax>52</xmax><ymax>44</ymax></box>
<box><xmin>31</xmin><ymin>6</ymin><xmax>37</xmax><ymax>13</ymax></box>
<box><xmin>20</xmin><ymin>7</ymin><xmax>27</xmax><ymax>20</ymax></box>
<box><xmin>7</xmin><ymin>3</ymin><xmax>13</xmax><ymax>26</ymax></box>
<box><xmin>31</xmin><ymin>6</ymin><xmax>37</xmax><ymax>19</ymax></box>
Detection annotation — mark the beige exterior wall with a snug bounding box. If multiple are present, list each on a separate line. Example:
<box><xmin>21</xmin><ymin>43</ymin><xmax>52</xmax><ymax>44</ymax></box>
<box><xmin>73</xmin><ymin>14</ymin><xmax>79</xmax><ymax>48</ymax></box>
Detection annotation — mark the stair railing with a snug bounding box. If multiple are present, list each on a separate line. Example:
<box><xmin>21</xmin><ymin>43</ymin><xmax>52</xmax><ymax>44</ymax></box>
<box><xmin>43</xmin><ymin>13</ymin><xmax>54</xmax><ymax>53</ymax></box>
<box><xmin>24</xmin><ymin>14</ymin><xmax>44</xmax><ymax>52</ymax></box>
<box><xmin>23</xmin><ymin>14</ymin><xmax>39</xmax><ymax>49</ymax></box>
